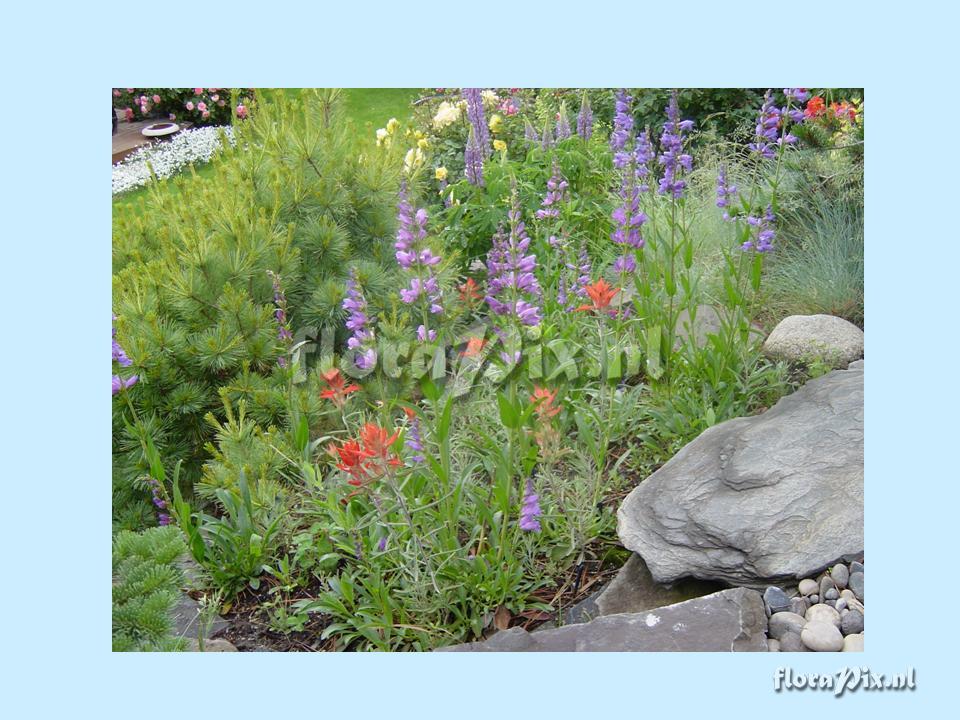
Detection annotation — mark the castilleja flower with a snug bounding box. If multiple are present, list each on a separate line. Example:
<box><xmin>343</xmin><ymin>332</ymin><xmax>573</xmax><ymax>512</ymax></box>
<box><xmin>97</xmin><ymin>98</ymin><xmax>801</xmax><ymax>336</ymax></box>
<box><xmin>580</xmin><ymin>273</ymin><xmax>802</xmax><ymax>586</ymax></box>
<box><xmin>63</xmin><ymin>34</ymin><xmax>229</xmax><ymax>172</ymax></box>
<box><xmin>320</xmin><ymin>367</ymin><xmax>360</xmax><ymax>409</ymax></box>
<box><xmin>459</xmin><ymin>277</ymin><xmax>482</xmax><ymax>306</ymax></box>
<box><xmin>530</xmin><ymin>386</ymin><xmax>561</xmax><ymax>420</ymax></box>
<box><xmin>575</xmin><ymin>278</ymin><xmax>618</xmax><ymax>313</ymax></box>
<box><xmin>358</xmin><ymin>423</ymin><xmax>402</xmax><ymax>472</ymax></box>
<box><xmin>328</xmin><ymin>423</ymin><xmax>402</xmax><ymax>490</ymax></box>
<box><xmin>461</xmin><ymin>336</ymin><xmax>488</xmax><ymax>357</ymax></box>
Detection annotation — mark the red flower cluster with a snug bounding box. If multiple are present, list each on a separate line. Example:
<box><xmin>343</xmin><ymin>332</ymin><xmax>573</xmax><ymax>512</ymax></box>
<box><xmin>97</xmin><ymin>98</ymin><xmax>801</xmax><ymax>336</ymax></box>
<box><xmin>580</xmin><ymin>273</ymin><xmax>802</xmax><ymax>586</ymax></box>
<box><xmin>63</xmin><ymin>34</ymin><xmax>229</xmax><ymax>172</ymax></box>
<box><xmin>574</xmin><ymin>278</ymin><xmax>619</xmax><ymax>313</ymax></box>
<box><xmin>327</xmin><ymin>423</ymin><xmax>401</xmax><ymax>488</ymax></box>
<box><xmin>804</xmin><ymin>96</ymin><xmax>857</xmax><ymax>123</ymax></box>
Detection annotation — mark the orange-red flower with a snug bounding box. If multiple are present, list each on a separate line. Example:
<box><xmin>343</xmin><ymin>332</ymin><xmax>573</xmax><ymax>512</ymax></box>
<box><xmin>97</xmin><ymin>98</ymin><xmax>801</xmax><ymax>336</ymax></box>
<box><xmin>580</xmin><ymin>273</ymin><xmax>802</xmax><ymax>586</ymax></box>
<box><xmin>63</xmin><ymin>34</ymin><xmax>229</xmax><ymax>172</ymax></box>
<box><xmin>530</xmin><ymin>386</ymin><xmax>561</xmax><ymax>420</ymax></box>
<box><xmin>459</xmin><ymin>277</ymin><xmax>482</xmax><ymax>306</ymax></box>
<box><xmin>326</xmin><ymin>438</ymin><xmax>371</xmax><ymax>486</ymax></box>
<box><xmin>358</xmin><ymin>422</ymin><xmax>401</xmax><ymax>470</ymax></box>
<box><xmin>575</xmin><ymin>278</ymin><xmax>618</xmax><ymax>313</ymax></box>
<box><xmin>460</xmin><ymin>335</ymin><xmax>487</xmax><ymax>357</ymax></box>
<box><xmin>328</xmin><ymin>422</ymin><xmax>402</xmax><ymax>493</ymax></box>
<box><xmin>320</xmin><ymin>367</ymin><xmax>360</xmax><ymax>409</ymax></box>
<box><xmin>804</xmin><ymin>96</ymin><xmax>825</xmax><ymax>118</ymax></box>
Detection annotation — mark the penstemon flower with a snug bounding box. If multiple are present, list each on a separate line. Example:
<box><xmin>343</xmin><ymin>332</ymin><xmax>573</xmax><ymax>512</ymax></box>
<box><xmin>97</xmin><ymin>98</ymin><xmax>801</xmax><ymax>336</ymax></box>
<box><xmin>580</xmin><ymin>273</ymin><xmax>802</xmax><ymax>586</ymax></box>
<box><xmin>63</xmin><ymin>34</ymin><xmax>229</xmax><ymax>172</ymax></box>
<box><xmin>535</xmin><ymin>160</ymin><xmax>569</xmax><ymax>220</ymax></box>
<box><xmin>634</xmin><ymin>128</ymin><xmax>654</xmax><ymax>191</ymax></box>
<box><xmin>395</xmin><ymin>184</ymin><xmax>444</xmax><ymax>338</ymax></box>
<box><xmin>403</xmin><ymin>407</ymin><xmax>425</xmax><ymax>464</ymax></box>
<box><xmin>524</xmin><ymin>119</ymin><xmax>539</xmax><ymax>145</ymax></box>
<box><xmin>484</xmin><ymin>194</ymin><xmax>542</xmax><ymax>328</ymax></box>
<box><xmin>112</xmin><ymin>316</ymin><xmax>138</xmax><ymax>397</ymax></box>
<box><xmin>519</xmin><ymin>479</ymin><xmax>542</xmax><ymax>532</ymax></box>
<box><xmin>716</xmin><ymin>163</ymin><xmax>738</xmax><ymax>221</ymax></box>
<box><xmin>610</xmin><ymin>89</ymin><xmax>634</xmax><ymax>169</ymax></box>
<box><xmin>267</xmin><ymin>270</ymin><xmax>293</xmax><ymax>367</ymax></box>
<box><xmin>657</xmin><ymin>91</ymin><xmax>694</xmax><ymax>198</ymax></box>
<box><xmin>343</xmin><ymin>269</ymin><xmax>377</xmax><ymax>370</ymax></box>
<box><xmin>742</xmin><ymin>206</ymin><xmax>777</xmax><ymax>253</ymax></box>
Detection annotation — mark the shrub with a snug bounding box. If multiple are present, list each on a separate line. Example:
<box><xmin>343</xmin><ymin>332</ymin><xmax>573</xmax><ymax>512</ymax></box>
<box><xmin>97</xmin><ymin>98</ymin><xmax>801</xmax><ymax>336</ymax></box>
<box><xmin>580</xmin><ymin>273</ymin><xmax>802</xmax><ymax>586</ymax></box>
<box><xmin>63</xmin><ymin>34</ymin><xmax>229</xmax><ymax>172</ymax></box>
<box><xmin>112</xmin><ymin>525</ymin><xmax>187</xmax><ymax>651</ymax></box>
<box><xmin>112</xmin><ymin>88</ymin><xmax>254</xmax><ymax>126</ymax></box>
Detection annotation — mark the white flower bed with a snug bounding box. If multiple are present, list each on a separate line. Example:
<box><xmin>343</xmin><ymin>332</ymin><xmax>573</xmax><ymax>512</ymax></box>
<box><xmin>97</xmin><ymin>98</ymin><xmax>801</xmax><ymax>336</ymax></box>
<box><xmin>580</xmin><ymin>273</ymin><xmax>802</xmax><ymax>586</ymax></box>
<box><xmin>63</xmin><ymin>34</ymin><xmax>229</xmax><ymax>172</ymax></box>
<box><xmin>112</xmin><ymin>126</ymin><xmax>235</xmax><ymax>195</ymax></box>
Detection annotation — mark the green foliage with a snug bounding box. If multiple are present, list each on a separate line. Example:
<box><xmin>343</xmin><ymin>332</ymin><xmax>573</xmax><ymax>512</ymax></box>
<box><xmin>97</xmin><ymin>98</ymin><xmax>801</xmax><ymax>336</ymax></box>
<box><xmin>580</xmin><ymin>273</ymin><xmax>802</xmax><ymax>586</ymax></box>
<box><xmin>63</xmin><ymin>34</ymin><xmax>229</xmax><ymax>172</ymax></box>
<box><xmin>112</xmin><ymin>89</ymin><xmax>402</xmax><ymax>505</ymax></box>
<box><xmin>112</xmin><ymin>526</ymin><xmax>188</xmax><ymax>652</ymax></box>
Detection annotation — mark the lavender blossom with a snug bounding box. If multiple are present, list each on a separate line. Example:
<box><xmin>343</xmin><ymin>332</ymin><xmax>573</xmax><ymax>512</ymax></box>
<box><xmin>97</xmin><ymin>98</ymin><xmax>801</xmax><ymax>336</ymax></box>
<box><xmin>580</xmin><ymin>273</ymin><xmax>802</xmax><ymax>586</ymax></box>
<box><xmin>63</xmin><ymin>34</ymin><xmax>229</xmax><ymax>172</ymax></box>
<box><xmin>577</xmin><ymin>92</ymin><xmax>593</xmax><ymax>140</ymax></box>
<box><xmin>784</xmin><ymin>88</ymin><xmax>810</xmax><ymax>103</ymax></box>
<box><xmin>748</xmin><ymin>90</ymin><xmax>800</xmax><ymax>159</ymax></box>
<box><xmin>610</xmin><ymin>89</ymin><xmax>634</xmax><ymax>168</ymax></box>
<box><xmin>519</xmin><ymin>479</ymin><xmax>542</xmax><ymax>532</ymax></box>
<box><xmin>716</xmin><ymin>164</ymin><xmax>738</xmax><ymax>220</ymax></box>
<box><xmin>570</xmin><ymin>241</ymin><xmax>592</xmax><ymax>298</ymax></box>
<box><xmin>405</xmin><ymin>413</ymin><xmax>425</xmax><ymax>464</ymax></box>
<box><xmin>342</xmin><ymin>269</ymin><xmax>377</xmax><ymax>370</ymax></box>
<box><xmin>464</xmin><ymin>126</ymin><xmax>485</xmax><ymax>186</ymax></box>
<box><xmin>395</xmin><ymin>184</ymin><xmax>444</xmax><ymax>337</ymax></box>
<box><xmin>742</xmin><ymin>206</ymin><xmax>776</xmax><ymax>253</ymax></box>
<box><xmin>112</xmin><ymin>314</ymin><xmax>138</xmax><ymax>395</ymax></box>
<box><xmin>484</xmin><ymin>195</ymin><xmax>542</xmax><ymax>328</ymax></box>
<box><xmin>634</xmin><ymin>128</ymin><xmax>654</xmax><ymax>191</ymax></box>
<box><xmin>657</xmin><ymin>91</ymin><xmax>694</xmax><ymax>198</ymax></box>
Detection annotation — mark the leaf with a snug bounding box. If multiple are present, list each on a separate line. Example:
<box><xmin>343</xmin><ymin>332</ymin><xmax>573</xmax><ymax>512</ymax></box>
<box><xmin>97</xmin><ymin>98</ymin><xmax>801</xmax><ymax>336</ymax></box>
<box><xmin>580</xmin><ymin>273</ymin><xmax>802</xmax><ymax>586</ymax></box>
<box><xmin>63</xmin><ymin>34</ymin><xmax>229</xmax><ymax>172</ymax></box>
<box><xmin>517</xmin><ymin>609</ymin><xmax>554</xmax><ymax>621</ymax></box>
<box><xmin>493</xmin><ymin>605</ymin><xmax>512</xmax><ymax>631</ymax></box>
<box><xmin>645</xmin><ymin>325</ymin><xmax>663</xmax><ymax>379</ymax></box>
<box><xmin>497</xmin><ymin>391</ymin><xmax>519</xmax><ymax>430</ymax></box>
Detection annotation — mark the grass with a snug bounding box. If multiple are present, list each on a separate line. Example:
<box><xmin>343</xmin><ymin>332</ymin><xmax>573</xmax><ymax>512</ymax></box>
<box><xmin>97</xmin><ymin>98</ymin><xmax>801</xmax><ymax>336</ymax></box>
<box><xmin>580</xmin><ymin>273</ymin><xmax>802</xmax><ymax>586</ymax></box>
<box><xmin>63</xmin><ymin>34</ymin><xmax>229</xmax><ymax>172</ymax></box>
<box><xmin>112</xmin><ymin>88</ymin><xmax>420</xmax><ymax>215</ymax></box>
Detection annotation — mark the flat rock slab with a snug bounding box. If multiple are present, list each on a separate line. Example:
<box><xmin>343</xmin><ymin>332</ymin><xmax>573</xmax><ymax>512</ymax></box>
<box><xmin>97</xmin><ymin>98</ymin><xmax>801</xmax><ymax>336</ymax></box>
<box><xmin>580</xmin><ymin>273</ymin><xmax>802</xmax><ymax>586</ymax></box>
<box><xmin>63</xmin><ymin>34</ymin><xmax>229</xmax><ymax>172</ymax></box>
<box><xmin>762</xmin><ymin>314</ymin><xmax>863</xmax><ymax>367</ymax></box>
<box><xmin>618</xmin><ymin>362</ymin><xmax>863</xmax><ymax>587</ymax></box>
<box><xmin>596</xmin><ymin>553</ymin><xmax>725</xmax><ymax>616</ymax></box>
<box><xmin>437</xmin><ymin>588</ymin><xmax>767</xmax><ymax>652</ymax></box>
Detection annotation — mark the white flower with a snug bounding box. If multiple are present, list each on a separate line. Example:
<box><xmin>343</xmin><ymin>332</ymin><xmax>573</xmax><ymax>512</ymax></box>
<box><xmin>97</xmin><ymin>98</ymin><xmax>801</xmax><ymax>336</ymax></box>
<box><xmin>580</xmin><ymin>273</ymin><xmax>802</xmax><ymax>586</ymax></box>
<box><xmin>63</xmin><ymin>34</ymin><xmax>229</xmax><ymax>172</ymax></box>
<box><xmin>481</xmin><ymin>90</ymin><xmax>499</xmax><ymax>108</ymax></box>
<box><xmin>403</xmin><ymin>147</ymin><xmax>425</xmax><ymax>174</ymax></box>
<box><xmin>112</xmin><ymin>126</ymin><xmax>235</xmax><ymax>195</ymax></box>
<box><xmin>432</xmin><ymin>101</ymin><xmax>462</xmax><ymax>130</ymax></box>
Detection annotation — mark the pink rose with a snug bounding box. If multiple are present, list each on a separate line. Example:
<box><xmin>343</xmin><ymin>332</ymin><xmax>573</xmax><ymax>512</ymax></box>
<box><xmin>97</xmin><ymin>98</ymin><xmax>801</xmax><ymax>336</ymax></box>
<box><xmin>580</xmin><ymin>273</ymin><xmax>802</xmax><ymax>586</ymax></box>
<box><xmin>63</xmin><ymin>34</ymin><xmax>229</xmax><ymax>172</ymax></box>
<box><xmin>113</xmin><ymin>89</ymin><xmax>121</xmax><ymax>97</ymax></box>
<box><xmin>124</xmin><ymin>108</ymin><xmax>134</xmax><ymax>121</ymax></box>
<box><xmin>186</xmin><ymin>101</ymin><xmax>194</xmax><ymax>111</ymax></box>
<box><xmin>202</xmin><ymin>110</ymin><xmax>210</xmax><ymax>119</ymax></box>
<box><xmin>211</xmin><ymin>94</ymin><xmax>219</xmax><ymax>102</ymax></box>
<box><xmin>197</xmin><ymin>102</ymin><xmax>207</xmax><ymax>112</ymax></box>
<box><xmin>152</xmin><ymin>94</ymin><xmax>161</xmax><ymax>103</ymax></box>
<box><xmin>208</xmin><ymin>88</ymin><xmax>218</xmax><ymax>92</ymax></box>
<box><xmin>217</xmin><ymin>99</ymin><xmax>225</xmax><ymax>107</ymax></box>
<box><xmin>236</xmin><ymin>104</ymin><xmax>248</xmax><ymax>119</ymax></box>
<box><xmin>126</xmin><ymin>88</ymin><xmax>134</xmax><ymax>93</ymax></box>
<box><xmin>194</xmin><ymin>88</ymin><xmax>203</xmax><ymax>95</ymax></box>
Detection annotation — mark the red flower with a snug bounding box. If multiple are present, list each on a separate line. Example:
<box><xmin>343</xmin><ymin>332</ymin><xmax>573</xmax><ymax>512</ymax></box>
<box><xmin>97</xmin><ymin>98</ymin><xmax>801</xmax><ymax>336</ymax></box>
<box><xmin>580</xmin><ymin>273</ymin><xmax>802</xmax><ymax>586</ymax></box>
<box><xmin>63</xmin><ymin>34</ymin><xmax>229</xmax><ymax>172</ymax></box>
<box><xmin>804</xmin><ymin>96</ymin><xmax>826</xmax><ymax>118</ymax></box>
<box><xmin>459</xmin><ymin>277</ymin><xmax>482</xmax><ymax>306</ymax></box>
<box><xmin>327</xmin><ymin>439</ymin><xmax>371</xmax><ymax>485</ymax></box>
<box><xmin>530</xmin><ymin>386</ymin><xmax>561</xmax><ymax>420</ymax></box>
<box><xmin>320</xmin><ymin>367</ymin><xmax>360</xmax><ymax>409</ymax></box>
<box><xmin>358</xmin><ymin>423</ymin><xmax>402</xmax><ymax>470</ymax></box>
<box><xmin>460</xmin><ymin>336</ymin><xmax>487</xmax><ymax>357</ymax></box>
<box><xmin>574</xmin><ymin>278</ymin><xmax>619</xmax><ymax>313</ymax></box>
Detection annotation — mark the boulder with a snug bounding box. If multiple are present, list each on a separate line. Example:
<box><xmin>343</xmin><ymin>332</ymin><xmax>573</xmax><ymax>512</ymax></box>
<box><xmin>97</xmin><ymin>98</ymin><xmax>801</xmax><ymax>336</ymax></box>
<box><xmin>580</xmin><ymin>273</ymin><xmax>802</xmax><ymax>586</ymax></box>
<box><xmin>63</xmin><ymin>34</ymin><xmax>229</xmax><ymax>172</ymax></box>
<box><xmin>762</xmin><ymin>314</ymin><xmax>863</xmax><ymax>367</ymax></box>
<box><xmin>595</xmin><ymin>553</ymin><xmax>724</xmax><ymax>616</ymax></box>
<box><xmin>618</xmin><ymin>363</ymin><xmax>863</xmax><ymax>587</ymax></box>
<box><xmin>437</xmin><ymin>588</ymin><xmax>768</xmax><ymax>652</ymax></box>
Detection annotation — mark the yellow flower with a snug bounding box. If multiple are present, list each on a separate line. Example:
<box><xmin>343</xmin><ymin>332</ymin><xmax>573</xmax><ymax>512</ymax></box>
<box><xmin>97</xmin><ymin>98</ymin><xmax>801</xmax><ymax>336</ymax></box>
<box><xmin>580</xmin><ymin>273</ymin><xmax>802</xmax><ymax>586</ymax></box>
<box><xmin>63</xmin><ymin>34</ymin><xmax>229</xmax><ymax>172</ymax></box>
<box><xmin>418</xmin><ymin>138</ymin><xmax>429</xmax><ymax>150</ymax></box>
<box><xmin>386</xmin><ymin>118</ymin><xmax>400</xmax><ymax>134</ymax></box>
<box><xmin>435</xmin><ymin>166</ymin><xmax>448</xmax><ymax>181</ymax></box>
<box><xmin>414</xmin><ymin>130</ymin><xmax>424</xmax><ymax>140</ymax></box>
<box><xmin>481</xmin><ymin>90</ymin><xmax>499</xmax><ymax>109</ymax></box>
<box><xmin>489</xmin><ymin>114</ymin><xmax>503</xmax><ymax>134</ymax></box>
<box><xmin>375</xmin><ymin>128</ymin><xmax>389</xmax><ymax>147</ymax></box>
<box><xmin>493</xmin><ymin>139</ymin><xmax>507</xmax><ymax>153</ymax></box>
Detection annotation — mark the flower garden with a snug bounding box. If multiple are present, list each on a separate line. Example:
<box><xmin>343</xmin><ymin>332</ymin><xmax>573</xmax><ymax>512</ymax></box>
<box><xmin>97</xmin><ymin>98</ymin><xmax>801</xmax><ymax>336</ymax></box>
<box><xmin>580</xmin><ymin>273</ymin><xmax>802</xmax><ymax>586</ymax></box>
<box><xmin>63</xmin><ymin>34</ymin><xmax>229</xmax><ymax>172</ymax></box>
<box><xmin>112</xmin><ymin>87</ymin><xmax>864</xmax><ymax>652</ymax></box>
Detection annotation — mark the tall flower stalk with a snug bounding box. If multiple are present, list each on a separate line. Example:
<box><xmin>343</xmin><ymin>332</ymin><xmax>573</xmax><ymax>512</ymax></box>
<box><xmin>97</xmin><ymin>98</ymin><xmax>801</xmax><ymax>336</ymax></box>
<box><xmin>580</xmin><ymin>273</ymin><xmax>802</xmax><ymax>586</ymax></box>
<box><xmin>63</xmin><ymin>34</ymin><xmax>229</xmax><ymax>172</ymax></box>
<box><xmin>267</xmin><ymin>270</ymin><xmax>293</xmax><ymax>368</ymax></box>
<box><xmin>395</xmin><ymin>183</ymin><xmax>444</xmax><ymax>342</ymax></box>
<box><xmin>342</xmin><ymin>269</ymin><xmax>377</xmax><ymax>370</ymax></box>
<box><xmin>577</xmin><ymin>91</ymin><xmax>593</xmax><ymax>140</ymax></box>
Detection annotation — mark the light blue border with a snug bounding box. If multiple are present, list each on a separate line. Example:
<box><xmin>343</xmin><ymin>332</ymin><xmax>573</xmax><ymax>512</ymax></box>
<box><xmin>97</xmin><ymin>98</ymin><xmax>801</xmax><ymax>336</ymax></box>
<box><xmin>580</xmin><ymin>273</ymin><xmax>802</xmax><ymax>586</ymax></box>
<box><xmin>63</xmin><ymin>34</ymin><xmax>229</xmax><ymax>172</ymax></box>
<box><xmin>6</xmin><ymin>1</ymin><xmax>954</xmax><ymax>716</ymax></box>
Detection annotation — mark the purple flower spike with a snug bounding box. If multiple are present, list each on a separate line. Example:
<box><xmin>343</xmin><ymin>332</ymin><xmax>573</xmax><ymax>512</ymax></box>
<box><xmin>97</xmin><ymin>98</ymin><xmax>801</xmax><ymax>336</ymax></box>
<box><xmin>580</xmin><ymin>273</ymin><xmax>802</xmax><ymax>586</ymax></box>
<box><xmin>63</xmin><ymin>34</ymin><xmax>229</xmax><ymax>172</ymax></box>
<box><xmin>519</xmin><ymin>479</ymin><xmax>542</xmax><ymax>532</ymax></box>
<box><xmin>484</xmin><ymin>194</ymin><xmax>542</xmax><ymax>328</ymax></box>
<box><xmin>657</xmin><ymin>91</ymin><xmax>694</xmax><ymax>199</ymax></box>
<box><xmin>577</xmin><ymin>92</ymin><xmax>593</xmax><ymax>140</ymax></box>
<box><xmin>343</xmin><ymin>269</ymin><xmax>378</xmax><ymax>370</ymax></box>
<box><xmin>610</xmin><ymin>89</ymin><xmax>634</xmax><ymax>168</ymax></box>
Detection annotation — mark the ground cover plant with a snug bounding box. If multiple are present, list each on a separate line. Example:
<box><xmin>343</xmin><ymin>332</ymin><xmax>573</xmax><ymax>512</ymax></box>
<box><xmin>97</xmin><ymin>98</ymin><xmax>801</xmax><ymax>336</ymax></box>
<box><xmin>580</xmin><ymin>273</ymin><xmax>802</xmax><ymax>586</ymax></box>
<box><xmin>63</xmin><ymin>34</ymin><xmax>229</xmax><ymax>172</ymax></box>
<box><xmin>112</xmin><ymin>87</ymin><xmax>863</xmax><ymax>651</ymax></box>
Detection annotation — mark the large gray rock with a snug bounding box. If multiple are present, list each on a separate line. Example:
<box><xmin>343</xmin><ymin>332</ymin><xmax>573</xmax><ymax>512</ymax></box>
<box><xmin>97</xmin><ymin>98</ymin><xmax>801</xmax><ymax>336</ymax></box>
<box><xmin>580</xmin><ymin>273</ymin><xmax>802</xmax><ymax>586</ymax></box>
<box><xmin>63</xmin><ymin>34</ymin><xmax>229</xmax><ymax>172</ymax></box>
<box><xmin>762</xmin><ymin>314</ymin><xmax>863</xmax><ymax>367</ymax></box>
<box><xmin>595</xmin><ymin>553</ymin><xmax>724</xmax><ymax>616</ymax></box>
<box><xmin>437</xmin><ymin>588</ymin><xmax>768</xmax><ymax>652</ymax></box>
<box><xmin>618</xmin><ymin>363</ymin><xmax>863</xmax><ymax>587</ymax></box>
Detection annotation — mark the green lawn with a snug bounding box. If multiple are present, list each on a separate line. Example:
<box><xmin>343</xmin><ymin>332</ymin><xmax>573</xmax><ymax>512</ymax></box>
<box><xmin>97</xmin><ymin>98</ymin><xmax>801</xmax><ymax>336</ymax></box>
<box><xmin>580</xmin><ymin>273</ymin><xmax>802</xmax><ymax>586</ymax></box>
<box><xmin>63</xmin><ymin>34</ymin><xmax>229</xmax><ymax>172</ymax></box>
<box><xmin>112</xmin><ymin>88</ymin><xmax>420</xmax><ymax>215</ymax></box>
